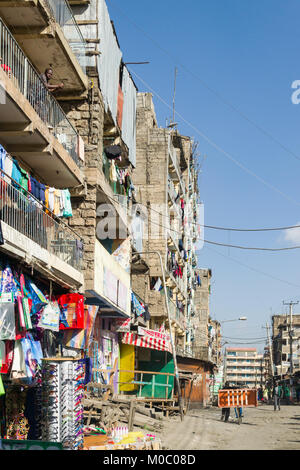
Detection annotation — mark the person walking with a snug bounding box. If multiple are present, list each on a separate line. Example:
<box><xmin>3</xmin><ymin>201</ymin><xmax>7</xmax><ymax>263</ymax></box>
<box><xmin>221</xmin><ymin>382</ymin><xmax>232</xmax><ymax>422</ymax></box>
<box><xmin>263</xmin><ymin>387</ymin><xmax>268</xmax><ymax>404</ymax></box>
<box><xmin>283</xmin><ymin>383</ymin><xmax>291</xmax><ymax>405</ymax></box>
<box><xmin>273</xmin><ymin>382</ymin><xmax>283</xmax><ymax>411</ymax></box>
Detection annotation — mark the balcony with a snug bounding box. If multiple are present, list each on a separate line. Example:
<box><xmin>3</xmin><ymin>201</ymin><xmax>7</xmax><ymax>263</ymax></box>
<box><xmin>0</xmin><ymin>18</ymin><xmax>83</xmax><ymax>187</ymax></box>
<box><xmin>0</xmin><ymin>171</ymin><xmax>83</xmax><ymax>286</ymax></box>
<box><xmin>85</xmin><ymin>239</ymin><xmax>131</xmax><ymax>317</ymax></box>
<box><xmin>0</xmin><ymin>0</ymin><xmax>88</xmax><ymax>96</ymax></box>
<box><xmin>168</xmin><ymin>297</ymin><xmax>186</xmax><ymax>333</ymax></box>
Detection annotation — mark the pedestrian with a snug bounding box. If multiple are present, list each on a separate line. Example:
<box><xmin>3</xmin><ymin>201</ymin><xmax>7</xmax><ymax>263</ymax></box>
<box><xmin>263</xmin><ymin>387</ymin><xmax>268</xmax><ymax>404</ymax></box>
<box><xmin>296</xmin><ymin>383</ymin><xmax>300</xmax><ymax>403</ymax></box>
<box><xmin>273</xmin><ymin>381</ymin><xmax>283</xmax><ymax>411</ymax></box>
<box><xmin>220</xmin><ymin>382</ymin><xmax>231</xmax><ymax>422</ymax></box>
<box><xmin>283</xmin><ymin>383</ymin><xmax>291</xmax><ymax>405</ymax></box>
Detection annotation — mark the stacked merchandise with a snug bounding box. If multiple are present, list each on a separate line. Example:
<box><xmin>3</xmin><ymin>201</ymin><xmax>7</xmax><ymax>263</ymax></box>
<box><xmin>41</xmin><ymin>359</ymin><xmax>84</xmax><ymax>450</ymax></box>
<box><xmin>0</xmin><ymin>256</ymin><xmax>90</xmax><ymax>444</ymax></box>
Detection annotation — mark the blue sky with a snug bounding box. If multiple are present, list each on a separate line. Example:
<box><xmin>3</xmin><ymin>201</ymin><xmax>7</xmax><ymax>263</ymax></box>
<box><xmin>107</xmin><ymin>0</ymin><xmax>300</xmax><ymax>352</ymax></box>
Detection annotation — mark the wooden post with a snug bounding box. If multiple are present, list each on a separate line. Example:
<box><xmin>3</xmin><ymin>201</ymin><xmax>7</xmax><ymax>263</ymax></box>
<box><xmin>128</xmin><ymin>400</ymin><xmax>136</xmax><ymax>432</ymax></box>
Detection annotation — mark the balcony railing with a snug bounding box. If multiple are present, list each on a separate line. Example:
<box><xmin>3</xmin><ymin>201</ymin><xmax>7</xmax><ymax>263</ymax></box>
<box><xmin>45</xmin><ymin>0</ymin><xmax>87</xmax><ymax>74</ymax></box>
<box><xmin>0</xmin><ymin>18</ymin><xmax>82</xmax><ymax>167</ymax></box>
<box><xmin>0</xmin><ymin>171</ymin><xmax>83</xmax><ymax>271</ymax></box>
<box><xmin>168</xmin><ymin>298</ymin><xmax>185</xmax><ymax>330</ymax></box>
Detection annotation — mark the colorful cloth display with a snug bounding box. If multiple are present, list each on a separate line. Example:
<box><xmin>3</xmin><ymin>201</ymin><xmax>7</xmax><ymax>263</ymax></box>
<box><xmin>0</xmin><ymin>144</ymin><xmax>72</xmax><ymax>218</ymax></box>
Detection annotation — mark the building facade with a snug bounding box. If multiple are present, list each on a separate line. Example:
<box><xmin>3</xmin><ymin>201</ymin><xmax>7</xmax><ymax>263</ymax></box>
<box><xmin>224</xmin><ymin>347</ymin><xmax>265</xmax><ymax>388</ymax></box>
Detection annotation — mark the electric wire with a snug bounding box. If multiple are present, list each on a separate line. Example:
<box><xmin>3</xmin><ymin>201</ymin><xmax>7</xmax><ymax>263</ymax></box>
<box><xmin>100</xmin><ymin>189</ymin><xmax>300</xmax><ymax>253</ymax></box>
<box><xmin>108</xmin><ymin>0</ymin><xmax>300</xmax><ymax>165</ymax></box>
<box><xmin>203</xmin><ymin>245</ymin><xmax>300</xmax><ymax>289</ymax></box>
<box><xmin>128</xmin><ymin>68</ymin><xmax>300</xmax><ymax>207</ymax></box>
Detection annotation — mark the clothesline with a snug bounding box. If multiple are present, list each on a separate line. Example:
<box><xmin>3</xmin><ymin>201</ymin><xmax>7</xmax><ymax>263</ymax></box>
<box><xmin>0</xmin><ymin>144</ymin><xmax>73</xmax><ymax>219</ymax></box>
<box><xmin>0</xmin><ymin>151</ymin><xmax>81</xmax><ymax>240</ymax></box>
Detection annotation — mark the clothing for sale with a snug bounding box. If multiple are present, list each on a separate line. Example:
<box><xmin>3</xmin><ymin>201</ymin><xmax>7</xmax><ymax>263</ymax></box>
<box><xmin>58</xmin><ymin>293</ymin><xmax>84</xmax><ymax>330</ymax></box>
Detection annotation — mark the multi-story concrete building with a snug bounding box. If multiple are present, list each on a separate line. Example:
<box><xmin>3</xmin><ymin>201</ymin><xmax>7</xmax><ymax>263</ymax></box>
<box><xmin>191</xmin><ymin>268</ymin><xmax>211</xmax><ymax>360</ymax></box>
<box><xmin>272</xmin><ymin>314</ymin><xmax>300</xmax><ymax>377</ymax></box>
<box><xmin>0</xmin><ymin>0</ymin><xmax>87</xmax><ymax>295</ymax></box>
<box><xmin>224</xmin><ymin>347</ymin><xmax>265</xmax><ymax>388</ymax></box>
<box><xmin>131</xmin><ymin>92</ymin><xmax>200</xmax><ymax>355</ymax></box>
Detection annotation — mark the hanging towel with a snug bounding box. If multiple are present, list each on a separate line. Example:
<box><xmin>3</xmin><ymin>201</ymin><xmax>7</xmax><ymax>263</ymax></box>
<box><xmin>48</xmin><ymin>187</ymin><xmax>55</xmax><ymax>212</ymax></box>
<box><xmin>54</xmin><ymin>189</ymin><xmax>61</xmax><ymax>215</ymax></box>
<box><xmin>3</xmin><ymin>156</ymin><xmax>13</xmax><ymax>184</ymax></box>
<box><xmin>63</xmin><ymin>189</ymin><xmax>72</xmax><ymax>217</ymax></box>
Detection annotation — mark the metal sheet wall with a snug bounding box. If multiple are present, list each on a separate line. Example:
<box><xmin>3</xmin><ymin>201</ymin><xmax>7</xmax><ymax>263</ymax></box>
<box><xmin>121</xmin><ymin>66</ymin><xmax>137</xmax><ymax>167</ymax></box>
<box><xmin>97</xmin><ymin>0</ymin><xmax>122</xmax><ymax>124</ymax></box>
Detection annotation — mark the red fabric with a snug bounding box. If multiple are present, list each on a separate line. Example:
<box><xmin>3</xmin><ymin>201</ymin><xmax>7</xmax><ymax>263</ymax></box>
<box><xmin>1</xmin><ymin>64</ymin><xmax>11</xmax><ymax>73</ymax></box>
<box><xmin>0</xmin><ymin>340</ymin><xmax>14</xmax><ymax>374</ymax></box>
<box><xmin>58</xmin><ymin>293</ymin><xmax>84</xmax><ymax>330</ymax></box>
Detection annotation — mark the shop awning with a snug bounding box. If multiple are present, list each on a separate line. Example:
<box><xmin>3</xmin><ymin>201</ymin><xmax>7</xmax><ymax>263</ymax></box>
<box><xmin>122</xmin><ymin>327</ymin><xmax>172</xmax><ymax>353</ymax></box>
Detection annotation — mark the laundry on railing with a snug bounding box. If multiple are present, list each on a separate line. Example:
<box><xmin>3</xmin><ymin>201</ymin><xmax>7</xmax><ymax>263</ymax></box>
<box><xmin>0</xmin><ymin>144</ymin><xmax>72</xmax><ymax>218</ymax></box>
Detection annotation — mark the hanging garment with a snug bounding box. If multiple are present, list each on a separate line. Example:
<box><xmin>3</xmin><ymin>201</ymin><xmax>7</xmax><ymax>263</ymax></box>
<box><xmin>29</xmin><ymin>177</ymin><xmax>40</xmax><ymax>200</ymax></box>
<box><xmin>109</xmin><ymin>160</ymin><xmax>118</xmax><ymax>182</ymax></box>
<box><xmin>53</xmin><ymin>189</ymin><xmax>61</xmax><ymax>215</ymax></box>
<box><xmin>19</xmin><ymin>168</ymin><xmax>29</xmax><ymax>193</ymax></box>
<box><xmin>12</xmin><ymin>159</ymin><xmax>22</xmax><ymax>188</ymax></box>
<box><xmin>153</xmin><ymin>278</ymin><xmax>162</xmax><ymax>291</ymax></box>
<box><xmin>10</xmin><ymin>340</ymin><xmax>27</xmax><ymax>380</ymax></box>
<box><xmin>47</xmin><ymin>187</ymin><xmax>55</xmax><ymax>212</ymax></box>
<box><xmin>0</xmin><ymin>145</ymin><xmax>6</xmax><ymax>171</ymax></box>
<box><xmin>0</xmin><ymin>340</ymin><xmax>14</xmax><ymax>374</ymax></box>
<box><xmin>0</xmin><ymin>266</ymin><xmax>19</xmax><ymax>300</ymax></box>
<box><xmin>58</xmin><ymin>293</ymin><xmax>84</xmax><ymax>330</ymax></box>
<box><xmin>3</xmin><ymin>155</ymin><xmax>13</xmax><ymax>183</ymax></box>
<box><xmin>21</xmin><ymin>335</ymin><xmax>43</xmax><ymax>381</ymax></box>
<box><xmin>26</xmin><ymin>280</ymin><xmax>48</xmax><ymax>315</ymax></box>
<box><xmin>0</xmin><ymin>302</ymin><xmax>16</xmax><ymax>340</ymax></box>
<box><xmin>0</xmin><ymin>373</ymin><xmax>5</xmax><ymax>396</ymax></box>
<box><xmin>62</xmin><ymin>189</ymin><xmax>72</xmax><ymax>217</ymax></box>
<box><xmin>39</xmin><ymin>183</ymin><xmax>46</xmax><ymax>205</ymax></box>
<box><xmin>38</xmin><ymin>300</ymin><xmax>60</xmax><ymax>332</ymax></box>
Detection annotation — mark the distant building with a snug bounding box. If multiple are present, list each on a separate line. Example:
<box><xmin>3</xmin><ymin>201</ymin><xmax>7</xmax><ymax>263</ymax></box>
<box><xmin>224</xmin><ymin>347</ymin><xmax>265</xmax><ymax>388</ymax></box>
<box><xmin>272</xmin><ymin>314</ymin><xmax>300</xmax><ymax>377</ymax></box>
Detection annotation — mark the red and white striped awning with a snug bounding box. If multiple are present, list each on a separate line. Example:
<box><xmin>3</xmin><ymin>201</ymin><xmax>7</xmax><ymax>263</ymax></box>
<box><xmin>122</xmin><ymin>327</ymin><xmax>172</xmax><ymax>353</ymax></box>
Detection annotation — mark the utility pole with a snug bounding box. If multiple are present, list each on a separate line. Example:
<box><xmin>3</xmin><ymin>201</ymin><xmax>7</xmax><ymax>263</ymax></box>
<box><xmin>283</xmin><ymin>301</ymin><xmax>299</xmax><ymax>376</ymax></box>
<box><xmin>265</xmin><ymin>323</ymin><xmax>274</xmax><ymax>381</ymax></box>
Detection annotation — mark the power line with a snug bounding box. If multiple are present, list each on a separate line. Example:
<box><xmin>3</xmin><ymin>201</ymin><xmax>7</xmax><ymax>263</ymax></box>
<box><xmin>203</xmin><ymin>245</ymin><xmax>300</xmax><ymax>289</ymax></box>
<box><xmin>100</xmin><ymin>189</ymin><xmax>300</xmax><ymax>254</ymax></box>
<box><xmin>108</xmin><ymin>0</ymin><xmax>300</xmax><ymax>165</ymax></box>
<box><xmin>128</xmin><ymin>68</ymin><xmax>300</xmax><ymax>207</ymax></box>
<box><xmin>204</xmin><ymin>222</ymin><xmax>300</xmax><ymax>232</ymax></box>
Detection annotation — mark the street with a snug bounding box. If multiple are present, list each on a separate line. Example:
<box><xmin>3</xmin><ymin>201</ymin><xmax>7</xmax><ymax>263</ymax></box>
<box><xmin>158</xmin><ymin>404</ymin><xmax>300</xmax><ymax>450</ymax></box>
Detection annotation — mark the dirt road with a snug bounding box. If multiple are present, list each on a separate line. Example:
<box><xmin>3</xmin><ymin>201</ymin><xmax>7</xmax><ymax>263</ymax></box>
<box><xmin>158</xmin><ymin>404</ymin><xmax>300</xmax><ymax>450</ymax></box>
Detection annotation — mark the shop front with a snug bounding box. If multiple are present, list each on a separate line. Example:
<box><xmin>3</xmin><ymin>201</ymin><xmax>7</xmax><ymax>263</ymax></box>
<box><xmin>119</xmin><ymin>326</ymin><xmax>175</xmax><ymax>400</ymax></box>
<box><xmin>0</xmin><ymin>250</ymin><xmax>96</xmax><ymax>449</ymax></box>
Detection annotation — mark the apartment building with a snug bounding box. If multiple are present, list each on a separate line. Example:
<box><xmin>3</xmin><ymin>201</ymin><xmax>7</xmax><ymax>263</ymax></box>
<box><xmin>192</xmin><ymin>268</ymin><xmax>211</xmax><ymax>360</ymax></box>
<box><xmin>272</xmin><ymin>314</ymin><xmax>300</xmax><ymax>376</ymax></box>
<box><xmin>224</xmin><ymin>347</ymin><xmax>265</xmax><ymax>388</ymax></box>
<box><xmin>130</xmin><ymin>93</ymin><xmax>199</xmax><ymax>353</ymax></box>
